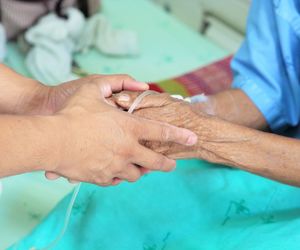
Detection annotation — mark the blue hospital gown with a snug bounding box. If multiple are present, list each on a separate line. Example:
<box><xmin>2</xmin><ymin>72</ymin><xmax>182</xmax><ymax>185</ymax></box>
<box><xmin>232</xmin><ymin>0</ymin><xmax>300</xmax><ymax>138</ymax></box>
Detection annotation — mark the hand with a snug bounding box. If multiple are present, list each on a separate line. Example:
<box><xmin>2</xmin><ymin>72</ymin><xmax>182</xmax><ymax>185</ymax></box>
<box><xmin>114</xmin><ymin>91</ymin><xmax>205</xmax><ymax>159</ymax></box>
<box><xmin>12</xmin><ymin>74</ymin><xmax>149</xmax><ymax>115</ymax></box>
<box><xmin>46</xmin><ymin>79</ymin><xmax>198</xmax><ymax>186</ymax></box>
<box><xmin>19</xmin><ymin>74</ymin><xmax>148</xmax><ymax>183</ymax></box>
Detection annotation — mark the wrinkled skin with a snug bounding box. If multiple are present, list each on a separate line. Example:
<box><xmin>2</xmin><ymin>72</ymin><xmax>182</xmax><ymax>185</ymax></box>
<box><xmin>114</xmin><ymin>91</ymin><xmax>300</xmax><ymax>188</ymax></box>
<box><xmin>113</xmin><ymin>91</ymin><xmax>221</xmax><ymax>162</ymax></box>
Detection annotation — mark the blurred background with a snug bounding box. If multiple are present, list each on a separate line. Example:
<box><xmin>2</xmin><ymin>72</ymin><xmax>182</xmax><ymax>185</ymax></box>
<box><xmin>152</xmin><ymin>0</ymin><xmax>250</xmax><ymax>52</ymax></box>
<box><xmin>0</xmin><ymin>0</ymin><xmax>251</xmax><ymax>248</ymax></box>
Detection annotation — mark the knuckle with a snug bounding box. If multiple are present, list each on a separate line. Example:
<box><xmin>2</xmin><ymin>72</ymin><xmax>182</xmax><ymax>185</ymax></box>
<box><xmin>124</xmin><ymin>116</ymin><xmax>137</xmax><ymax>130</ymax></box>
<box><xmin>112</xmin><ymin>164</ymin><xmax>121</xmax><ymax>173</ymax></box>
<box><xmin>94</xmin><ymin>179</ymin><xmax>104</xmax><ymax>186</ymax></box>
<box><xmin>152</xmin><ymin>156</ymin><xmax>165</xmax><ymax>170</ymax></box>
<box><xmin>131</xmin><ymin>119</ymin><xmax>143</xmax><ymax>136</ymax></box>
<box><xmin>93</xmin><ymin>175</ymin><xmax>111</xmax><ymax>186</ymax></box>
<box><xmin>118</xmin><ymin>145</ymin><xmax>134</xmax><ymax>160</ymax></box>
<box><xmin>118</xmin><ymin>74</ymin><xmax>135</xmax><ymax>81</ymax></box>
<box><xmin>95</xmin><ymin>179</ymin><xmax>112</xmax><ymax>186</ymax></box>
<box><xmin>78</xmin><ymin>82</ymin><xmax>98</xmax><ymax>94</ymax></box>
<box><xmin>87</xmin><ymin>75</ymin><xmax>105</xmax><ymax>86</ymax></box>
<box><xmin>163</xmin><ymin>163</ymin><xmax>175</xmax><ymax>172</ymax></box>
<box><xmin>161</xmin><ymin>125</ymin><xmax>170</xmax><ymax>141</ymax></box>
<box><xmin>127</xmin><ymin>172</ymin><xmax>141</xmax><ymax>182</ymax></box>
<box><xmin>113</xmin><ymin>163</ymin><xmax>125</xmax><ymax>174</ymax></box>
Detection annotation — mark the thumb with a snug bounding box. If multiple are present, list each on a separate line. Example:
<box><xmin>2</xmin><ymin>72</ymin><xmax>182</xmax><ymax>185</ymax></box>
<box><xmin>75</xmin><ymin>83</ymin><xmax>105</xmax><ymax>100</ymax></box>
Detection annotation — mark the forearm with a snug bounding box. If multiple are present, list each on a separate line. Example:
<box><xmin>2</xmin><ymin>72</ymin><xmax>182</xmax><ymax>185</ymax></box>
<box><xmin>0</xmin><ymin>64</ymin><xmax>43</xmax><ymax>114</ymax></box>
<box><xmin>190</xmin><ymin>116</ymin><xmax>300</xmax><ymax>186</ymax></box>
<box><xmin>139</xmin><ymin>103</ymin><xmax>300</xmax><ymax>186</ymax></box>
<box><xmin>192</xmin><ymin>89</ymin><xmax>268</xmax><ymax>130</ymax></box>
<box><xmin>115</xmin><ymin>90</ymin><xmax>300</xmax><ymax>186</ymax></box>
<box><xmin>0</xmin><ymin>115</ymin><xmax>60</xmax><ymax>177</ymax></box>
<box><xmin>161</xmin><ymin>112</ymin><xmax>300</xmax><ymax>186</ymax></box>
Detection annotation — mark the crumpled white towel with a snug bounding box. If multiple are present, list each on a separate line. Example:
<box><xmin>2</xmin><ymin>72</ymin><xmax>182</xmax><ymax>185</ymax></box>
<box><xmin>25</xmin><ymin>8</ymin><xmax>85</xmax><ymax>85</ymax></box>
<box><xmin>25</xmin><ymin>8</ymin><xmax>139</xmax><ymax>85</ymax></box>
<box><xmin>0</xmin><ymin>23</ymin><xmax>7</xmax><ymax>62</ymax></box>
<box><xmin>76</xmin><ymin>13</ymin><xmax>139</xmax><ymax>56</ymax></box>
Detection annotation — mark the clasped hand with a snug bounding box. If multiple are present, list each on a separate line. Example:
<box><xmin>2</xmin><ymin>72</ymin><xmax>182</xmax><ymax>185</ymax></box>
<box><xmin>32</xmin><ymin>75</ymin><xmax>198</xmax><ymax>186</ymax></box>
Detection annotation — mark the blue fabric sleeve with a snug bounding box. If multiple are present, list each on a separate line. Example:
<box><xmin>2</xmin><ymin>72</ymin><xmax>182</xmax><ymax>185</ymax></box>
<box><xmin>231</xmin><ymin>0</ymin><xmax>300</xmax><ymax>132</ymax></box>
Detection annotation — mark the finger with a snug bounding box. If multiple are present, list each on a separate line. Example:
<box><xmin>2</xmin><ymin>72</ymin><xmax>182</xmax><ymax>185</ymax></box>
<box><xmin>92</xmin><ymin>75</ymin><xmax>149</xmax><ymax>98</ymax></box>
<box><xmin>133</xmin><ymin>146</ymin><xmax>176</xmax><ymax>172</ymax></box>
<box><xmin>116</xmin><ymin>164</ymin><xmax>142</xmax><ymax>182</ymax></box>
<box><xmin>45</xmin><ymin>171</ymin><xmax>61</xmax><ymax>180</ymax></box>
<box><xmin>105</xmin><ymin>97</ymin><xmax>118</xmax><ymax>107</ymax></box>
<box><xmin>71</xmin><ymin>83</ymin><xmax>102</xmax><ymax>102</ymax></box>
<box><xmin>136</xmin><ymin>118</ymin><xmax>198</xmax><ymax>146</ymax></box>
<box><xmin>94</xmin><ymin>178</ymin><xmax>113</xmax><ymax>187</ymax></box>
<box><xmin>102</xmin><ymin>74</ymin><xmax>149</xmax><ymax>92</ymax></box>
<box><xmin>92</xmin><ymin>170</ymin><xmax>114</xmax><ymax>187</ymax></box>
<box><xmin>45</xmin><ymin>172</ymin><xmax>79</xmax><ymax>184</ymax></box>
<box><xmin>114</xmin><ymin>91</ymin><xmax>172</xmax><ymax>110</ymax></box>
<box><xmin>112</xmin><ymin>178</ymin><xmax>123</xmax><ymax>186</ymax></box>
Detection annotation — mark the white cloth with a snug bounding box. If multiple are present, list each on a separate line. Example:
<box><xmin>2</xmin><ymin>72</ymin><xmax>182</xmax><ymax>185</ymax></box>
<box><xmin>25</xmin><ymin>8</ymin><xmax>85</xmax><ymax>85</ymax></box>
<box><xmin>76</xmin><ymin>13</ymin><xmax>139</xmax><ymax>56</ymax></box>
<box><xmin>25</xmin><ymin>9</ymin><xmax>139</xmax><ymax>85</ymax></box>
<box><xmin>0</xmin><ymin>24</ymin><xmax>7</xmax><ymax>62</ymax></box>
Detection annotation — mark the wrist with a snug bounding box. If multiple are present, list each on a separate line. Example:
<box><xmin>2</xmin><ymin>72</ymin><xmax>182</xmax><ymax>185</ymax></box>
<box><xmin>194</xmin><ymin>115</ymin><xmax>256</xmax><ymax>166</ymax></box>
<box><xmin>15</xmin><ymin>80</ymin><xmax>50</xmax><ymax>115</ymax></box>
<box><xmin>0</xmin><ymin>76</ymin><xmax>47</xmax><ymax>114</ymax></box>
<box><xmin>30</xmin><ymin>115</ymin><xmax>66</xmax><ymax>172</ymax></box>
<box><xmin>0</xmin><ymin>114</ymin><xmax>65</xmax><ymax>176</ymax></box>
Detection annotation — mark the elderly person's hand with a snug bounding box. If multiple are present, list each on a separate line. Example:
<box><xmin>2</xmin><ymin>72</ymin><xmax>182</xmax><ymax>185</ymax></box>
<box><xmin>114</xmin><ymin>91</ymin><xmax>212</xmax><ymax>160</ymax></box>
<box><xmin>114</xmin><ymin>91</ymin><xmax>300</xmax><ymax>187</ymax></box>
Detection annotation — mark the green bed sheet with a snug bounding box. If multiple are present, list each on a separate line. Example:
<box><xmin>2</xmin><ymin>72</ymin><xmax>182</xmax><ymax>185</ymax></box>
<box><xmin>10</xmin><ymin>160</ymin><xmax>300</xmax><ymax>250</ymax></box>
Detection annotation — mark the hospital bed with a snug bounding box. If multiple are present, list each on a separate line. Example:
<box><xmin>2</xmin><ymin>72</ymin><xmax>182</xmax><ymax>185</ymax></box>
<box><xmin>0</xmin><ymin>0</ymin><xmax>228</xmax><ymax>248</ymax></box>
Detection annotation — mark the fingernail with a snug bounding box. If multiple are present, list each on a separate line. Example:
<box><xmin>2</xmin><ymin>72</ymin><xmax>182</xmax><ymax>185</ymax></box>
<box><xmin>143</xmin><ymin>169</ymin><xmax>151</xmax><ymax>174</ymax></box>
<box><xmin>117</xmin><ymin>94</ymin><xmax>130</xmax><ymax>102</ymax></box>
<box><xmin>186</xmin><ymin>134</ymin><xmax>198</xmax><ymax>146</ymax></box>
<box><xmin>137</xmin><ymin>82</ymin><xmax>149</xmax><ymax>90</ymax></box>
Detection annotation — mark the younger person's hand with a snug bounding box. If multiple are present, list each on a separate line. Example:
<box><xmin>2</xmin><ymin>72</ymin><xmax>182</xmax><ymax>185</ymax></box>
<box><xmin>45</xmin><ymin>79</ymin><xmax>198</xmax><ymax>186</ymax></box>
<box><xmin>12</xmin><ymin>74</ymin><xmax>149</xmax><ymax>115</ymax></box>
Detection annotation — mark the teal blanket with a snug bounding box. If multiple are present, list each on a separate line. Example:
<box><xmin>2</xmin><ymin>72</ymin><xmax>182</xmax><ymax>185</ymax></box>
<box><xmin>10</xmin><ymin>159</ymin><xmax>300</xmax><ymax>250</ymax></box>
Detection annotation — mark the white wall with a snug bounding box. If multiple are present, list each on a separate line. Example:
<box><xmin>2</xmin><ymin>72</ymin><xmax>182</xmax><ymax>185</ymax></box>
<box><xmin>152</xmin><ymin>0</ymin><xmax>251</xmax><ymax>52</ymax></box>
